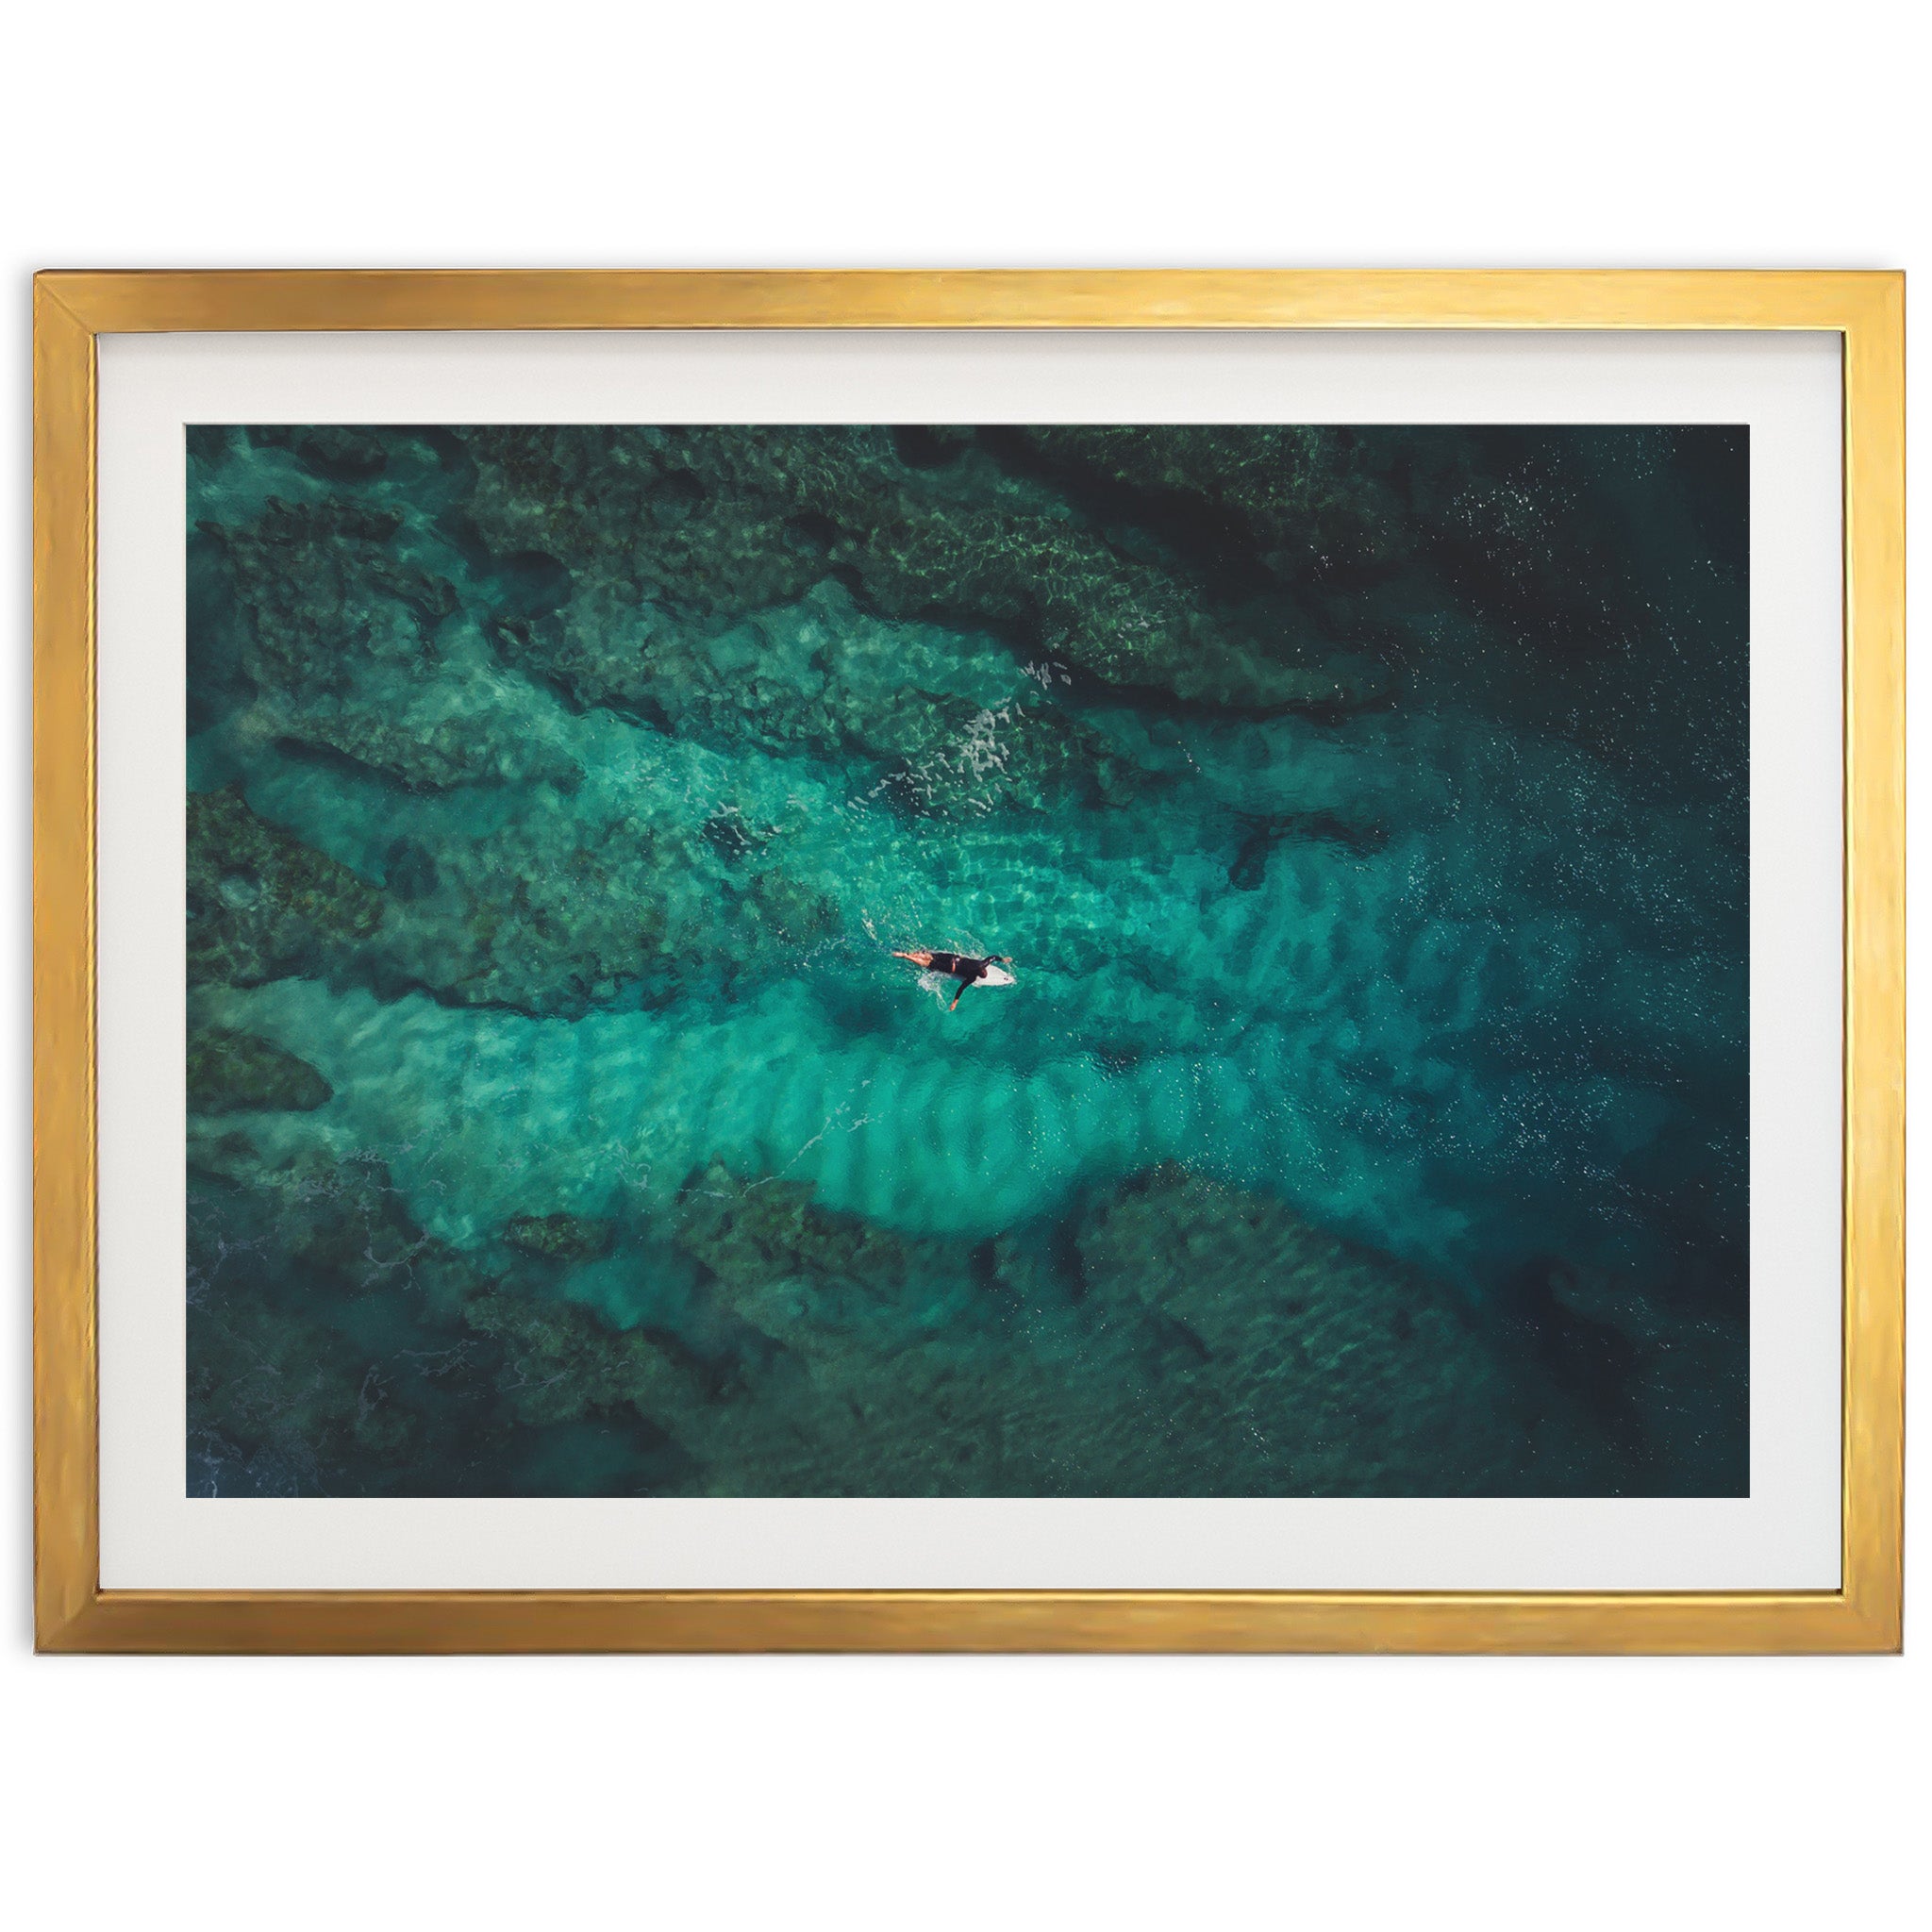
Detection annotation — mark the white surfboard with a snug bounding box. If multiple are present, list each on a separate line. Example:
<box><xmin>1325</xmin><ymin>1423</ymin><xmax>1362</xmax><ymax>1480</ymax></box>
<box><xmin>978</xmin><ymin>965</ymin><xmax>1016</xmax><ymax>987</ymax></box>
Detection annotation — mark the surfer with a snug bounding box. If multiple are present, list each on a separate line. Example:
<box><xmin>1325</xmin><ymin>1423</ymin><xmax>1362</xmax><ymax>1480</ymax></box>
<box><xmin>891</xmin><ymin>948</ymin><xmax>1016</xmax><ymax>1011</ymax></box>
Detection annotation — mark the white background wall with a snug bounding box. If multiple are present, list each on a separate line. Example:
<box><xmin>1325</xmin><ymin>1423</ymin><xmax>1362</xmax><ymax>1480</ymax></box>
<box><xmin>2</xmin><ymin>5</ymin><xmax>1922</xmax><ymax>1924</ymax></box>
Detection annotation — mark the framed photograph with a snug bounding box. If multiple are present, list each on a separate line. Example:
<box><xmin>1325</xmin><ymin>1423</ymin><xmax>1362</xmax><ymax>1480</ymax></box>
<box><xmin>33</xmin><ymin>271</ymin><xmax>1903</xmax><ymax>1653</ymax></box>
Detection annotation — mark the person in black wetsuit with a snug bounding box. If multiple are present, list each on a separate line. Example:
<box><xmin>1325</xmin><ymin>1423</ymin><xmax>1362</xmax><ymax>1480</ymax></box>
<box><xmin>891</xmin><ymin>948</ymin><xmax>1014</xmax><ymax>1012</ymax></box>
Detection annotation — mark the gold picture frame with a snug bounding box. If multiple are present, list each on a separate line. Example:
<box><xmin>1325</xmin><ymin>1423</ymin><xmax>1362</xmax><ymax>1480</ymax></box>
<box><xmin>33</xmin><ymin>270</ymin><xmax>1905</xmax><ymax>1654</ymax></box>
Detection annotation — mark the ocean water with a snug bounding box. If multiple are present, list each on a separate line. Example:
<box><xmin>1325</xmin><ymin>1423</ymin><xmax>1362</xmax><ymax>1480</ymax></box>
<box><xmin>185</xmin><ymin>424</ymin><xmax>1748</xmax><ymax>1497</ymax></box>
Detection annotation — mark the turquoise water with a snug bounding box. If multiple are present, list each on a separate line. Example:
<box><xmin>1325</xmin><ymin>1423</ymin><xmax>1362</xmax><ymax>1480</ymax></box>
<box><xmin>185</xmin><ymin>425</ymin><xmax>1748</xmax><ymax>1496</ymax></box>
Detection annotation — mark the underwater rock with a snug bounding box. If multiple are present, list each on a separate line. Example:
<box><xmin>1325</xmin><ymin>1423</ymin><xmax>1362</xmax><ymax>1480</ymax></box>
<box><xmin>248</xmin><ymin>425</ymin><xmax>393</xmax><ymax>480</ymax></box>
<box><xmin>649</xmin><ymin>1159</ymin><xmax>1540</xmax><ymax>1496</ymax></box>
<box><xmin>189</xmin><ymin>1138</ymin><xmax>470</xmax><ymax>1304</ymax></box>
<box><xmin>1073</xmin><ymin>1163</ymin><xmax>1532</xmax><ymax>1492</ymax></box>
<box><xmin>196</xmin><ymin>488</ymin><xmax>584</xmax><ymax>792</ymax></box>
<box><xmin>189</xmin><ymin>1279</ymin><xmax>418</xmax><ymax>1494</ymax></box>
<box><xmin>188</xmin><ymin>1135</ymin><xmax>700</xmax><ymax>1491</ymax></box>
<box><xmin>188</xmin><ymin>785</ymin><xmax>386</xmax><ymax>988</ymax></box>
<box><xmin>871</xmin><ymin>691</ymin><xmax>1131</xmax><ymax>819</ymax></box>
<box><xmin>492</xmin><ymin>574</ymin><xmax>1130</xmax><ymax>818</ymax></box>
<box><xmin>187</xmin><ymin>1142</ymin><xmax>490</xmax><ymax>1494</ymax></box>
<box><xmin>190</xmin><ymin>780</ymin><xmax>687</xmax><ymax>1019</ymax></box>
<box><xmin>658</xmin><ymin>1164</ymin><xmax>1127</xmax><ymax>1491</ymax></box>
<box><xmin>196</xmin><ymin>494</ymin><xmax>448</xmax><ymax>695</ymax></box>
<box><xmin>258</xmin><ymin>684</ymin><xmax>576</xmax><ymax>794</ymax></box>
<box><xmin>457</xmin><ymin>425</ymin><xmax>1385</xmax><ymax>717</ymax></box>
<box><xmin>458</xmin><ymin>426</ymin><xmax>829</xmax><ymax>626</ymax></box>
<box><xmin>504</xmin><ymin>1212</ymin><xmax>617</xmax><ymax>1261</ymax></box>
<box><xmin>745</xmin><ymin>869</ymin><xmax>840</xmax><ymax>945</ymax></box>
<box><xmin>180</xmin><ymin>1132</ymin><xmax>1722</xmax><ymax>1497</ymax></box>
<box><xmin>461</xmin><ymin>1290</ymin><xmax>705</xmax><ymax>1432</ymax></box>
<box><xmin>381</xmin><ymin>836</ymin><xmax>440</xmax><ymax>902</ymax></box>
<box><xmin>371</xmin><ymin>808</ymin><xmax>676</xmax><ymax>1015</ymax></box>
<box><xmin>1009</xmin><ymin>425</ymin><xmax>1394</xmax><ymax>584</ymax></box>
<box><xmin>187</xmin><ymin>1025</ymin><xmax>333</xmax><ymax>1112</ymax></box>
<box><xmin>676</xmin><ymin>1159</ymin><xmax>963</xmax><ymax>1319</ymax></box>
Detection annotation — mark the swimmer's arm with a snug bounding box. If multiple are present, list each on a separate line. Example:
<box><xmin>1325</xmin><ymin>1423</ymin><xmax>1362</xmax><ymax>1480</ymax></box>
<box><xmin>949</xmin><ymin>982</ymin><xmax>968</xmax><ymax>1011</ymax></box>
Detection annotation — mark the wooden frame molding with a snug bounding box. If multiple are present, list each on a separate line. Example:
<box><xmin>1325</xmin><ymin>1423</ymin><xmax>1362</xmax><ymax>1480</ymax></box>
<box><xmin>33</xmin><ymin>271</ymin><xmax>1905</xmax><ymax>1653</ymax></box>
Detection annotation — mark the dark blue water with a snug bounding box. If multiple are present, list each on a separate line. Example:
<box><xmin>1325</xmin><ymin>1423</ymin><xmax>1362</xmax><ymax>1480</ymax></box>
<box><xmin>185</xmin><ymin>424</ymin><xmax>1748</xmax><ymax>1496</ymax></box>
